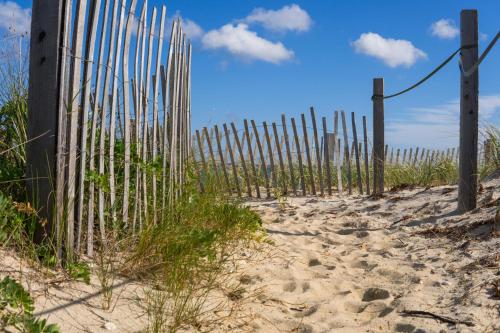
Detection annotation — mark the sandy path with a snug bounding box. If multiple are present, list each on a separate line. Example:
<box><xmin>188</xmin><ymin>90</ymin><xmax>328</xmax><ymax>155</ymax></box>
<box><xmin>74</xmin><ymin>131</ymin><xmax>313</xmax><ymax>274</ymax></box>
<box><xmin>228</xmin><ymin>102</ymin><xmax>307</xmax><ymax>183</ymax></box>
<box><xmin>1</xmin><ymin>178</ymin><xmax>498</xmax><ymax>332</ymax></box>
<box><xmin>223</xmin><ymin>179</ymin><xmax>499</xmax><ymax>333</ymax></box>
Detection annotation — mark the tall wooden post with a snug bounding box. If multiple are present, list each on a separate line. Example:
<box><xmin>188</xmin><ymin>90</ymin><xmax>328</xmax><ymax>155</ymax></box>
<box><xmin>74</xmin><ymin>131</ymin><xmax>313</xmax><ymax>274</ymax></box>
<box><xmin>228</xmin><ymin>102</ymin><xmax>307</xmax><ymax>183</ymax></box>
<box><xmin>372</xmin><ymin>78</ymin><xmax>384</xmax><ymax>194</ymax></box>
<box><xmin>458</xmin><ymin>10</ymin><xmax>478</xmax><ymax>213</ymax></box>
<box><xmin>26</xmin><ymin>1</ymin><xmax>65</xmax><ymax>244</ymax></box>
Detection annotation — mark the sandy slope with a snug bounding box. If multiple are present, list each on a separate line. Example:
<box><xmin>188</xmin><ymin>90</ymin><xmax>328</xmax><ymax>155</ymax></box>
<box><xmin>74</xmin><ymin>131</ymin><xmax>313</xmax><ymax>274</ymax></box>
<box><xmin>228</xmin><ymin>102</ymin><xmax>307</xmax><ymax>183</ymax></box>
<box><xmin>0</xmin><ymin>177</ymin><xmax>498</xmax><ymax>332</ymax></box>
<box><xmin>223</xmin><ymin>178</ymin><xmax>499</xmax><ymax>333</ymax></box>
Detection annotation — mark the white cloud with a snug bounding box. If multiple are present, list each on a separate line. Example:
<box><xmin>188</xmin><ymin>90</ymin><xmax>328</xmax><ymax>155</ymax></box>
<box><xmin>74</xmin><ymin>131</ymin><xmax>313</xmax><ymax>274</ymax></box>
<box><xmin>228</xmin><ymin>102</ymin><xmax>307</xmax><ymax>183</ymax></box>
<box><xmin>387</xmin><ymin>95</ymin><xmax>500</xmax><ymax>148</ymax></box>
<box><xmin>480</xmin><ymin>95</ymin><xmax>500</xmax><ymax>118</ymax></box>
<box><xmin>202</xmin><ymin>23</ymin><xmax>294</xmax><ymax>64</ymax></box>
<box><xmin>430</xmin><ymin>19</ymin><xmax>459</xmax><ymax>39</ymax></box>
<box><xmin>245</xmin><ymin>4</ymin><xmax>312</xmax><ymax>32</ymax></box>
<box><xmin>352</xmin><ymin>32</ymin><xmax>427</xmax><ymax>68</ymax></box>
<box><xmin>183</xmin><ymin>19</ymin><xmax>203</xmax><ymax>40</ymax></box>
<box><xmin>0</xmin><ymin>1</ymin><xmax>31</xmax><ymax>35</ymax></box>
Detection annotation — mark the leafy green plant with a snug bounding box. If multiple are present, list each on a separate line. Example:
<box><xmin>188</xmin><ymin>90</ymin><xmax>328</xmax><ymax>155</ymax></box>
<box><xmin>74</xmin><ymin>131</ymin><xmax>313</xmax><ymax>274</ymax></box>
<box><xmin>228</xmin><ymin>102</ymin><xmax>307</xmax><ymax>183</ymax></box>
<box><xmin>67</xmin><ymin>261</ymin><xmax>91</xmax><ymax>285</ymax></box>
<box><xmin>0</xmin><ymin>192</ymin><xmax>24</xmax><ymax>247</ymax></box>
<box><xmin>0</xmin><ymin>276</ymin><xmax>60</xmax><ymax>333</ymax></box>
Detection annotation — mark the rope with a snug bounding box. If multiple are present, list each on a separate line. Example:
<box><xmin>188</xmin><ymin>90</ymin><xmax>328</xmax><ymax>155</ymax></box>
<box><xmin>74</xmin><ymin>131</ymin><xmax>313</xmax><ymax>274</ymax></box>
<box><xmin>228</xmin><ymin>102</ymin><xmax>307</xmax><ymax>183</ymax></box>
<box><xmin>460</xmin><ymin>31</ymin><xmax>499</xmax><ymax>77</ymax></box>
<box><xmin>372</xmin><ymin>43</ymin><xmax>478</xmax><ymax>100</ymax></box>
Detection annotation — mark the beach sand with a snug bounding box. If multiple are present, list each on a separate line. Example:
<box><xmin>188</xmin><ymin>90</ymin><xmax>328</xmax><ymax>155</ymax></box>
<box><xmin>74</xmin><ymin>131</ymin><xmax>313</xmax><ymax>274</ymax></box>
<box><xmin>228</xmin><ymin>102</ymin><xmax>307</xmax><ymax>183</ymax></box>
<box><xmin>1</xmin><ymin>176</ymin><xmax>498</xmax><ymax>332</ymax></box>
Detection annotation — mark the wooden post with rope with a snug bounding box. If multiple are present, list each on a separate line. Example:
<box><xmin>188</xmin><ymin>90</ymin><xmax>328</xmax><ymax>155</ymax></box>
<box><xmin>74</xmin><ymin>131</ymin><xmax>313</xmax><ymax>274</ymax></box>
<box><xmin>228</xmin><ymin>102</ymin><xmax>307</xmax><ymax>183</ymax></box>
<box><xmin>372</xmin><ymin>78</ymin><xmax>384</xmax><ymax>194</ymax></box>
<box><xmin>458</xmin><ymin>10</ymin><xmax>479</xmax><ymax>213</ymax></box>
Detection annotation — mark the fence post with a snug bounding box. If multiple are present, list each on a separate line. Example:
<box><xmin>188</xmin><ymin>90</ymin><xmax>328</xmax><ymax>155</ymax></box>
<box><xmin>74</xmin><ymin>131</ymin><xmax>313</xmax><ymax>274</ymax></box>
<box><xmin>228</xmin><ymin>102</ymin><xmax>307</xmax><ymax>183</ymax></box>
<box><xmin>26</xmin><ymin>0</ymin><xmax>65</xmax><ymax>245</ymax></box>
<box><xmin>322</xmin><ymin>117</ymin><xmax>332</xmax><ymax>195</ymax></box>
<box><xmin>362</xmin><ymin>116</ymin><xmax>370</xmax><ymax>195</ymax></box>
<box><xmin>351</xmin><ymin>112</ymin><xmax>363</xmax><ymax>194</ymax></box>
<box><xmin>458</xmin><ymin>10</ymin><xmax>478</xmax><ymax>213</ymax></box>
<box><xmin>372</xmin><ymin>78</ymin><xmax>384</xmax><ymax>194</ymax></box>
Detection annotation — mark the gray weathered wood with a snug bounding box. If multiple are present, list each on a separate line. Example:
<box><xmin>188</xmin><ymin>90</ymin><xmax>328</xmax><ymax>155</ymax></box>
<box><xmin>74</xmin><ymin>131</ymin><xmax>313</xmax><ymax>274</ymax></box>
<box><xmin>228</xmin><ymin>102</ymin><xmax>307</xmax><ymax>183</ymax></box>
<box><xmin>340</xmin><ymin>111</ymin><xmax>352</xmax><ymax>195</ymax></box>
<box><xmin>351</xmin><ymin>112</ymin><xmax>363</xmax><ymax>194</ymax></box>
<box><xmin>232</xmin><ymin>122</ymin><xmax>252</xmax><ymax>197</ymax></box>
<box><xmin>458</xmin><ymin>10</ymin><xmax>479</xmax><ymax>212</ymax></box>
<box><xmin>420</xmin><ymin>147</ymin><xmax>426</xmax><ymax>163</ymax></box>
<box><xmin>291</xmin><ymin>118</ymin><xmax>306</xmax><ymax>195</ymax></box>
<box><xmin>223</xmin><ymin>124</ymin><xmax>241</xmax><ymax>196</ymax></box>
<box><xmin>322</xmin><ymin>117</ymin><xmax>332</xmax><ymax>195</ymax></box>
<box><xmin>135</xmin><ymin>1</ymin><xmax>148</xmax><ymax>230</ymax></box>
<box><xmin>87</xmin><ymin>0</ymin><xmax>110</xmax><ymax>254</ymax></box>
<box><xmin>214</xmin><ymin>125</ymin><xmax>231</xmax><ymax>191</ymax></box>
<box><xmin>272</xmin><ymin>122</ymin><xmax>287</xmax><ymax>194</ymax></box>
<box><xmin>203</xmin><ymin>127</ymin><xmax>220</xmax><ymax>185</ymax></box>
<box><xmin>195</xmin><ymin>129</ymin><xmax>208</xmax><ymax>177</ymax></box>
<box><xmin>413</xmin><ymin>147</ymin><xmax>420</xmax><ymax>165</ymax></box>
<box><xmin>26</xmin><ymin>0</ymin><xmax>65</xmax><ymax>246</ymax></box>
<box><xmin>98</xmin><ymin>0</ymin><xmax>120</xmax><ymax>240</ymax></box>
<box><xmin>108</xmin><ymin>0</ymin><xmax>127</xmax><ymax>229</ymax></box>
<box><xmin>150</xmin><ymin>6</ymin><xmax>166</xmax><ymax>224</ymax></box>
<box><xmin>161</xmin><ymin>19</ymin><xmax>178</xmax><ymax>213</ymax></box>
<box><xmin>310</xmin><ymin>107</ymin><xmax>324</xmax><ymax>196</ymax></box>
<box><xmin>333</xmin><ymin>111</ymin><xmax>339</xmax><ymax>186</ymax></box>
<box><xmin>301</xmin><ymin>114</ymin><xmax>316</xmax><ymax>195</ymax></box>
<box><xmin>142</xmin><ymin>8</ymin><xmax>158</xmax><ymax>220</ymax></box>
<box><xmin>66</xmin><ymin>0</ymin><xmax>89</xmax><ymax>260</ymax></box>
<box><xmin>263</xmin><ymin>122</ymin><xmax>277</xmax><ymax>190</ymax></box>
<box><xmin>75</xmin><ymin>0</ymin><xmax>101</xmax><ymax>253</ymax></box>
<box><xmin>362</xmin><ymin>116</ymin><xmax>370</xmax><ymax>195</ymax></box>
<box><xmin>121</xmin><ymin>0</ymin><xmax>139</xmax><ymax>229</ymax></box>
<box><xmin>251</xmin><ymin>120</ymin><xmax>270</xmax><ymax>198</ymax></box>
<box><xmin>281</xmin><ymin>114</ymin><xmax>296</xmax><ymax>195</ymax></box>
<box><xmin>243</xmin><ymin>120</ymin><xmax>260</xmax><ymax>198</ymax></box>
<box><xmin>372</xmin><ymin>78</ymin><xmax>384</xmax><ymax>194</ymax></box>
<box><xmin>335</xmin><ymin>136</ymin><xmax>342</xmax><ymax>193</ymax></box>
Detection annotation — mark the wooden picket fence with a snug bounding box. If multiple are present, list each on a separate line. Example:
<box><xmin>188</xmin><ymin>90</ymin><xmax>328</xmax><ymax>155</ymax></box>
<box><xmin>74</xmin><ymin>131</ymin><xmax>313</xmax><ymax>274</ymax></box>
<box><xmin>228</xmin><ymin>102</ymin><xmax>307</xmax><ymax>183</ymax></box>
<box><xmin>27</xmin><ymin>0</ymin><xmax>192</xmax><ymax>261</ymax></box>
<box><xmin>191</xmin><ymin>108</ymin><xmax>491</xmax><ymax>199</ymax></box>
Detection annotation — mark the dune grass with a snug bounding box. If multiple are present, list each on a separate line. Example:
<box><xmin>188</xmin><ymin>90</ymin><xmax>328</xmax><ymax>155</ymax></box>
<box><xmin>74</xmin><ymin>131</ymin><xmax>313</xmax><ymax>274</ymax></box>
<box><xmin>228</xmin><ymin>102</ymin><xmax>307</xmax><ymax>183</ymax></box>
<box><xmin>0</xmin><ymin>89</ymin><xmax>263</xmax><ymax>331</ymax></box>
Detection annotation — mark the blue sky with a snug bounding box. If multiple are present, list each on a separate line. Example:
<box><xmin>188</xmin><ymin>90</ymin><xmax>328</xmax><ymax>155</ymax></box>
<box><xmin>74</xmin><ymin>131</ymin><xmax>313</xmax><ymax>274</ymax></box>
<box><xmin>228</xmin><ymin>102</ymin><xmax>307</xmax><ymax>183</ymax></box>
<box><xmin>1</xmin><ymin>0</ymin><xmax>499</xmax><ymax>149</ymax></box>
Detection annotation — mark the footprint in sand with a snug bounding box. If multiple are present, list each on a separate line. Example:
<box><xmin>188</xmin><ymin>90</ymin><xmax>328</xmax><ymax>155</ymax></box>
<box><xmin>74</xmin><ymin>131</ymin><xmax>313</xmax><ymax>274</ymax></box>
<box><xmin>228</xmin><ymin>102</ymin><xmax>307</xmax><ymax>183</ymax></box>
<box><xmin>239</xmin><ymin>274</ymin><xmax>262</xmax><ymax>285</ymax></box>
<box><xmin>355</xmin><ymin>230</ymin><xmax>370</xmax><ymax>238</ymax></box>
<box><xmin>350</xmin><ymin>259</ymin><xmax>378</xmax><ymax>271</ymax></box>
<box><xmin>293</xmin><ymin>304</ymin><xmax>319</xmax><ymax>318</ymax></box>
<box><xmin>283</xmin><ymin>280</ymin><xmax>297</xmax><ymax>292</ymax></box>
<box><xmin>336</xmin><ymin>228</ymin><xmax>356</xmax><ymax>235</ymax></box>
<box><xmin>361</xmin><ymin>288</ymin><xmax>391</xmax><ymax>302</ymax></box>
<box><xmin>308</xmin><ymin>258</ymin><xmax>322</xmax><ymax>267</ymax></box>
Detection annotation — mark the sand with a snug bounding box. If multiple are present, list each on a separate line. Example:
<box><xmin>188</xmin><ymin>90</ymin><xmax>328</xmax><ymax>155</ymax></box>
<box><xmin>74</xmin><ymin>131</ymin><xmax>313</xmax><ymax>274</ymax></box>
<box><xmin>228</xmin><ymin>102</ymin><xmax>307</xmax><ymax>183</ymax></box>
<box><xmin>1</xmin><ymin>176</ymin><xmax>498</xmax><ymax>332</ymax></box>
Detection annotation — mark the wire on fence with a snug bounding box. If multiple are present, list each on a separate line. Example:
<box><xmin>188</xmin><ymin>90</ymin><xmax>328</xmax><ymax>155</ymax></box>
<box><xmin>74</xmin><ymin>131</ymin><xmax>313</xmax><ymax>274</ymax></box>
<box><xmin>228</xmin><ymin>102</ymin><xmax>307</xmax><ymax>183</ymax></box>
<box><xmin>371</xmin><ymin>32</ymin><xmax>499</xmax><ymax>101</ymax></box>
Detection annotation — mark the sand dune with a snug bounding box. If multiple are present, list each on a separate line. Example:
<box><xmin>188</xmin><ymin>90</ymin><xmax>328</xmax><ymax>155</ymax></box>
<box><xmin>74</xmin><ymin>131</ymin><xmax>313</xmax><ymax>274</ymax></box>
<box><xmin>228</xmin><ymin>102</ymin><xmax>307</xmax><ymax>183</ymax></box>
<box><xmin>220</xmin><ymin>178</ymin><xmax>499</xmax><ymax>332</ymax></box>
<box><xmin>1</xmin><ymin>177</ymin><xmax>498</xmax><ymax>332</ymax></box>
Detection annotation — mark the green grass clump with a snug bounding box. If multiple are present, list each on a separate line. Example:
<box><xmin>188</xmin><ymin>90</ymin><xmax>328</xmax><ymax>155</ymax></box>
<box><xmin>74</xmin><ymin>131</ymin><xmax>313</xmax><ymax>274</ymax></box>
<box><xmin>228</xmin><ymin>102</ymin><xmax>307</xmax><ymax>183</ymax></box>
<box><xmin>384</xmin><ymin>159</ymin><xmax>458</xmax><ymax>189</ymax></box>
<box><xmin>123</xmin><ymin>178</ymin><xmax>262</xmax><ymax>332</ymax></box>
<box><xmin>480</xmin><ymin>126</ymin><xmax>500</xmax><ymax>179</ymax></box>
